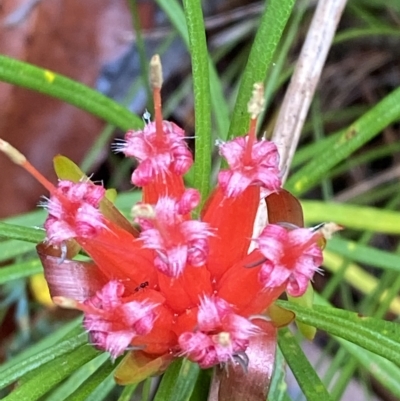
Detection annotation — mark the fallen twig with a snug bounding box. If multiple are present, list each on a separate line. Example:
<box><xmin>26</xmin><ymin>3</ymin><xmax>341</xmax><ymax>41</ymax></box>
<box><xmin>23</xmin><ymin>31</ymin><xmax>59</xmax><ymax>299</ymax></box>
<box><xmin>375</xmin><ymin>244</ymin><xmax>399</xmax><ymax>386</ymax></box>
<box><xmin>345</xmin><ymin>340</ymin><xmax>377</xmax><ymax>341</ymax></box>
<box><xmin>272</xmin><ymin>0</ymin><xmax>348</xmax><ymax>184</ymax></box>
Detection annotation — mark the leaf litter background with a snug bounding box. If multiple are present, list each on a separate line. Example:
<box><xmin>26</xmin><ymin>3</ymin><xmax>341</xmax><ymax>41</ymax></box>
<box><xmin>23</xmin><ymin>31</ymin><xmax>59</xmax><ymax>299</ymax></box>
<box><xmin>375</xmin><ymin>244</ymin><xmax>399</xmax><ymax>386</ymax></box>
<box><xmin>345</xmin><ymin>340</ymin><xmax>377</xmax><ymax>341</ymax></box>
<box><xmin>0</xmin><ymin>0</ymin><xmax>400</xmax><ymax>400</ymax></box>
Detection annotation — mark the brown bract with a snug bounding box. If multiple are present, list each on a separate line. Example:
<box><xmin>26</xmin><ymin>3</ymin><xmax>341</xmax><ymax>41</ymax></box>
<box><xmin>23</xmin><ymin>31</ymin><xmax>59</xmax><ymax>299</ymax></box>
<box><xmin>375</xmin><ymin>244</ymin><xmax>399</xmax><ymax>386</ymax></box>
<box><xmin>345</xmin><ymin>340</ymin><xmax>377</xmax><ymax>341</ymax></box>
<box><xmin>36</xmin><ymin>242</ymin><xmax>107</xmax><ymax>301</ymax></box>
<box><xmin>208</xmin><ymin>321</ymin><xmax>277</xmax><ymax>401</ymax></box>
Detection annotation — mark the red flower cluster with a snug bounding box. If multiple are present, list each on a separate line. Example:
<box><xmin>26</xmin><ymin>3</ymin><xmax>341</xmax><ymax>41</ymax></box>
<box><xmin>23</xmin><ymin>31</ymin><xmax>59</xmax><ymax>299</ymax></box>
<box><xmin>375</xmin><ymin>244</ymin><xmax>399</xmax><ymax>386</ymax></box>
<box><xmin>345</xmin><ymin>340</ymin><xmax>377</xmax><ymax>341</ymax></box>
<box><xmin>41</xmin><ymin>94</ymin><xmax>325</xmax><ymax>370</ymax></box>
<box><xmin>0</xmin><ymin>57</ymin><xmax>331</xmax><ymax>375</ymax></box>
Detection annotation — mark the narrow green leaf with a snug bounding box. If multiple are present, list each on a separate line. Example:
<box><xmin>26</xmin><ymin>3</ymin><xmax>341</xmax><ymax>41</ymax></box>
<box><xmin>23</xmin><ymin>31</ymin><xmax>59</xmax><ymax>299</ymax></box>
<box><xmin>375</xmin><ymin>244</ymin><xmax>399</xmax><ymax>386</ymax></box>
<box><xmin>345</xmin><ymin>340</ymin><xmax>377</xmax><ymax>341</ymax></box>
<box><xmin>263</xmin><ymin>0</ymin><xmax>308</xmax><ymax>117</ymax></box>
<box><xmin>278</xmin><ymin>328</ymin><xmax>333</xmax><ymax>401</ymax></box>
<box><xmin>0</xmin><ymin>333</ymin><xmax>87</xmax><ymax>390</ymax></box>
<box><xmin>228</xmin><ymin>0</ymin><xmax>295</xmax><ymax>140</ymax></box>
<box><xmin>327</xmin><ymin>237</ymin><xmax>400</xmax><ymax>272</ymax></box>
<box><xmin>181</xmin><ymin>0</ymin><xmax>211</xmax><ymax>199</ymax></box>
<box><xmin>154</xmin><ymin>0</ymin><xmax>188</xmax><ymax>42</ymax></box>
<box><xmin>46</xmin><ymin>353</ymin><xmax>109</xmax><ymax>401</ymax></box>
<box><xmin>63</xmin><ymin>362</ymin><xmax>115</xmax><ymax>401</ymax></box>
<box><xmin>155</xmin><ymin>0</ymin><xmax>229</xmax><ymax>138</ymax></box>
<box><xmin>188</xmin><ymin>369</ymin><xmax>211</xmax><ymax>401</ymax></box>
<box><xmin>315</xmin><ymin>295</ymin><xmax>400</xmax><ymax>399</ymax></box>
<box><xmin>154</xmin><ymin>358</ymin><xmax>200</xmax><ymax>401</ymax></box>
<box><xmin>172</xmin><ymin>359</ymin><xmax>201</xmax><ymax>400</ymax></box>
<box><xmin>291</xmin><ymin>128</ymin><xmax>343</xmax><ymax>168</ymax></box>
<box><xmin>117</xmin><ymin>384</ymin><xmax>139</xmax><ymax>401</ymax></box>
<box><xmin>0</xmin><ymin>259</ymin><xmax>43</xmax><ymax>284</ymax></box>
<box><xmin>329</xmin><ymin>142</ymin><xmax>400</xmax><ymax>179</ymax></box>
<box><xmin>141</xmin><ymin>378</ymin><xmax>152</xmax><ymax>401</ymax></box>
<box><xmin>3</xmin><ymin>345</ymin><xmax>99</xmax><ymax>401</ymax></box>
<box><xmin>339</xmin><ymin>339</ymin><xmax>400</xmax><ymax>398</ymax></box>
<box><xmin>0</xmin><ymin>240</ymin><xmax>35</xmax><ymax>262</ymax></box>
<box><xmin>278</xmin><ymin>302</ymin><xmax>400</xmax><ymax>367</ymax></box>
<box><xmin>1</xmin><ymin>209</ymin><xmax>47</xmax><ymax>226</ymax></box>
<box><xmin>0</xmin><ymin>222</ymin><xmax>45</xmax><ymax>243</ymax></box>
<box><xmin>128</xmin><ymin>0</ymin><xmax>151</xmax><ymax>104</ymax></box>
<box><xmin>301</xmin><ymin>200</ymin><xmax>400</xmax><ymax>234</ymax></box>
<box><xmin>334</xmin><ymin>27</ymin><xmax>400</xmax><ymax>45</ymax></box>
<box><xmin>0</xmin><ymin>55</ymin><xmax>142</xmax><ymax>130</ymax></box>
<box><xmin>267</xmin><ymin>347</ymin><xmax>287</xmax><ymax>401</ymax></box>
<box><xmin>287</xmin><ymin>86</ymin><xmax>400</xmax><ymax>195</ymax></box>
<box><xmin>208</xmin><ymin>59</ymin><xmax>230</xmax><ymax>139</ymax></box>
<box><xmin>0</xmin><ymin>319</ymin><xmax>81</xmax><ymax>375</ymax></box>
<box><xmin>82</xmin><ymin>365</ymin><xmax>118</xmax><ymax>401</ymax></box>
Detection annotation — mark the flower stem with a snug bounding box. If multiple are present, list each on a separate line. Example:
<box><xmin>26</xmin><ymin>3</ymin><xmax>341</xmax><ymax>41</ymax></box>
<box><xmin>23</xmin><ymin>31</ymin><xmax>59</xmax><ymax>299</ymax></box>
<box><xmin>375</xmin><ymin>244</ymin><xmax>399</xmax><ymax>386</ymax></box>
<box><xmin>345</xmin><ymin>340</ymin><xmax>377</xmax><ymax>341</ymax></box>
<box><xmin>243</xmin><ymin>118</ymin><xmax>257</xmax><ymax>165</ymax></box>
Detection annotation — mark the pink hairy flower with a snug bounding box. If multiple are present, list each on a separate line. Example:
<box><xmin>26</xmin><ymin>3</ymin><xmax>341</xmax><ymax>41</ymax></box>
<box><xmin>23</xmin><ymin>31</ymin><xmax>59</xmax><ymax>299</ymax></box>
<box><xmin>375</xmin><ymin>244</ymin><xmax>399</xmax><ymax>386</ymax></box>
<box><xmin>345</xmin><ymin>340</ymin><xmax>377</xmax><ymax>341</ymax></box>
<box><xmin>218</xmin><ymin>136</ymin><xmax>281</xmax><ymax>197</ymax></box>
<box><xmin>136</xmin><ymin>191</ymin><xmax>212</xmax><ymax>277</ymax></box>
<box><xmin>83</xmin><ymin>281</ymin><xmax>159</xmax><ymax>359</ymax></box>
<box><xmin>179</xmin><ymin>296</ymin><xmax>259</xmax><ymax>368</ymax></box>
<box><xmin>257</xmin><ymin>224</ymin><xmax>323</xmax><ymax>297</ymax></box>
<box><xmin>120</xmin><ymin>121</ymin><xmax>193</xmax><ymax>186</ymax></box>
<box><xmin>44</xmin><ymin>180</ymin><xmax>106</xmax><ymax>245</ymax></box>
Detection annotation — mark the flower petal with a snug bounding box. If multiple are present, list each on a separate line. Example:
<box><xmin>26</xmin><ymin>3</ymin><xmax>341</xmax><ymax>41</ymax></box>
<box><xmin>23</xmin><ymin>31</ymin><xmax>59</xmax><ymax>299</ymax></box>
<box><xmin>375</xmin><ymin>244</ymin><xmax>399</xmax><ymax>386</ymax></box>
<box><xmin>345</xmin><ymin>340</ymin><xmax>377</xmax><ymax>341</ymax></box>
<box><xmin>132</xmin><ymin>304</ymin><xmax>176</xmax><ymax>355</ymax></box>
<box><xmin>157</xmin><ymin>265</ymin><xmax>212</xmax><ymax>312</ymax></box>
<box><xmin>79</xmin><ymin>221</ymin><xmax>158</xmax><ymax>293</ymax></box>
<box><xmin>142</xmin><ymin>172</ymin><xmax>186</xmax><ymax>204</ymax></box>
<box><xmin>202</xmin><ymin>185</ymin><xmax>260</xmax><ymax>280</ymax></box>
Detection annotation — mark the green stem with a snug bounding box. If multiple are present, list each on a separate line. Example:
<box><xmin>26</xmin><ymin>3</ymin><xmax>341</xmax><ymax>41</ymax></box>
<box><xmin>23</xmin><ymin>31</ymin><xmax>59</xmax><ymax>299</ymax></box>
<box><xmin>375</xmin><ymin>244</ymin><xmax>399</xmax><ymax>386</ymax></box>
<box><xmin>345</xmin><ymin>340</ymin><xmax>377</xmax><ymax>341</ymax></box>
<box><xmin>182</xmin><ymin>0</ymin><xmax>212</xmax><ymax>200</ymax></box>
<box><xmin>228</xmin><ymin>0</ymin><xmax>295</xmax><ymax>140</ymax></box>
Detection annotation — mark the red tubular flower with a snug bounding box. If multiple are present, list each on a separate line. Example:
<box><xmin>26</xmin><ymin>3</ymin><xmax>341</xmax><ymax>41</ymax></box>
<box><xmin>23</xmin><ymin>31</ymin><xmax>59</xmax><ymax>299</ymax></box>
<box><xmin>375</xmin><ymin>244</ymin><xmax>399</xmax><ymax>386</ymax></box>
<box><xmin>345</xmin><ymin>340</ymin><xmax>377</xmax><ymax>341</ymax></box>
<box><xmin>218</xmin><ymin>136</ymin><xmax>281</xmax><ymax>198</ymax></box>
<box><xmin>0</xmin><ymin>58</ymin><xmax>337</xmax><ymax>387</ymax></box>
<box><xmin>120</xmin><ymin>121</ymin><xmax>193</xmax><ymax>188</ymax></box>
<box><xmin>81</xmin><ymin>281</ymin><xmax>160</xmax><ymax>360</ymax></box>
<box><xmin>179</xmin><ymin>296</ymin><xmax>260</xmax><ymax>368</ymax></box>
<box><xmin>257</xmin><ymin>224</ymin><xmax>323</xmax><ymax>297</ymax></box>
<box><xmin>135</xmin><ymin>190</ymin><xmax>212</xmax><ymax>277</ymax></box>
<box><xmin>43</xmin><ymin>180</ymin><xmax>106</xmax><ymax>244</ymax></box>
<box><xmin>35</xmin><ymin>78</ymin><xmax>323</xmax><ymax>368</ymax></box>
